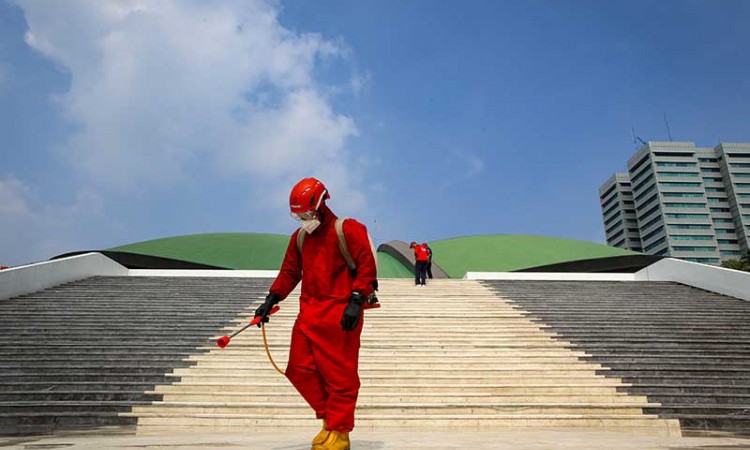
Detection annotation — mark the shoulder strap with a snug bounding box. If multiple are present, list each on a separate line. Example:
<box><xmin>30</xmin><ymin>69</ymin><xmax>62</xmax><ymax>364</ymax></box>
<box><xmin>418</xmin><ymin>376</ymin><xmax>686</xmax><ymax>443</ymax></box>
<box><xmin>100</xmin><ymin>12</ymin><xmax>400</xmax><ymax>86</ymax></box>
<box><xmin>296</xmin><ymin>219</ymin><xmax>376</xmax><ymax>273</ymax></box>
<box><xmin>296</xmin><ymin>228</ymin><xmax>305</xmax><ymax>254</ymax></box>
<box><xmin>335</xmin><ymin>218</ymin><xmax>357</xmax><ymax>271</ymax></box>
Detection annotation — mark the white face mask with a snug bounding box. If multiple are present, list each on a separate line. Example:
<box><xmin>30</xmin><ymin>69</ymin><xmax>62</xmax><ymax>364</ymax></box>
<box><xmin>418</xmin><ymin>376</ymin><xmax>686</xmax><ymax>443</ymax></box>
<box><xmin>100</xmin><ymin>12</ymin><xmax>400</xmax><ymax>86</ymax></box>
<box><xmin>301</xmin><ymin>219</ymin><xmax>321</xmax><ymax>234</ymax></box>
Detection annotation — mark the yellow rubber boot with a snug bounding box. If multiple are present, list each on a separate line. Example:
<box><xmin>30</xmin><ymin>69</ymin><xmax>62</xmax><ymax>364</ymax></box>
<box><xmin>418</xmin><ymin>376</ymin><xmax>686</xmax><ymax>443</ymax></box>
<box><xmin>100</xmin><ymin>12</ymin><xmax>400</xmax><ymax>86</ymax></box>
<box><xmin>312</xmin><ymin>430</ymin><xmax>350</xmax><ymax>450</ymax></box>
<box><xmin>311</xmin><ymin>420</ymin><xmax>329</xmax><ymax>447</ymax></box>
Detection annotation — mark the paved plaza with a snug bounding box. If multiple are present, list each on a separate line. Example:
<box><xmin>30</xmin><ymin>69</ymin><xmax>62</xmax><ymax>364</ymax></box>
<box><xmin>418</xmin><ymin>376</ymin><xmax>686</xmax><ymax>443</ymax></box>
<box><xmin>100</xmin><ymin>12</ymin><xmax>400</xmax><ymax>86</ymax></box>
<box><xmin>1</xmin><ymin>428</ymin><xmax>749</xmax><ymax>450</ymax></box>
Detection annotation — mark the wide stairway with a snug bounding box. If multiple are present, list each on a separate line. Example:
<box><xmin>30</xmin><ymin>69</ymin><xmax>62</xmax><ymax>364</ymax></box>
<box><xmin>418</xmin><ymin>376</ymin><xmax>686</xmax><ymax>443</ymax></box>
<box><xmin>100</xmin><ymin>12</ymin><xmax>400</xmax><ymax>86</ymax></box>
<box><xmin>0</xmin><ymin>276</ymin><xmax>263</xmax><ymax>435</ymax></box>
<box><xmin>128</xmin><ymin>279</ymin><xmax>679</xmax><ymax>435</ymax></box>
<box><xmin>483</xmin><ymin>280</ymin><xmax>750</xmax><ymax>435</ymax></box>
<box><xmin>4</xmin><ymin>276</ymin><xmax>748</xmax><ymax>436</ymax></box>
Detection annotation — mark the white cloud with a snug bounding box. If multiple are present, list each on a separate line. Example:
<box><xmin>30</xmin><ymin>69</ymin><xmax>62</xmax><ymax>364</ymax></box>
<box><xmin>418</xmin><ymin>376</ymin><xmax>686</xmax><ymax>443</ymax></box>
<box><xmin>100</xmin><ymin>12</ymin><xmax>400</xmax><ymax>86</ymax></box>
<box><xmin>14</xmin><ymin>0</ymin><xmax>365</xmax><ymax>206</ymax></box>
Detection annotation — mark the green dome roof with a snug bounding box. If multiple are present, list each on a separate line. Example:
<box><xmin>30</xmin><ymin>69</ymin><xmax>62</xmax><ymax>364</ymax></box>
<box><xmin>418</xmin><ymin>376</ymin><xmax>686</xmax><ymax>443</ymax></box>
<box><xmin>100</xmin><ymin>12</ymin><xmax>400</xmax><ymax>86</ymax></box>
<box><xmin>108</xmin><ymin>232</ymin><xmax>414</xmax><ymax>277</ymax></box>
<box><xmin>428</xmin><ymin>234</ymin><xmax>638</xmax><ymax>277</ymax></box>
<box><xmin>108</xmin><ymin>233</ymin><xmax>636</xmax><ymax>277</ymax></box>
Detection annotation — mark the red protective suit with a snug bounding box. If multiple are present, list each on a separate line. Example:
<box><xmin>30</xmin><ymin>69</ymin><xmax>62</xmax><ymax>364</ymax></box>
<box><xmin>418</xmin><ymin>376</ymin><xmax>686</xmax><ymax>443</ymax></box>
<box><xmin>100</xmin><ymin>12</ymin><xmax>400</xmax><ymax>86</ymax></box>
<box><xmin>269</xmin><ymin>203</ymin><xmax>377</xmax><ymax>432</ymax></box>
<box><xmin>414</xmin><ymin>243</ymin><xmax>430</xmax><ymax>261</ymax></box>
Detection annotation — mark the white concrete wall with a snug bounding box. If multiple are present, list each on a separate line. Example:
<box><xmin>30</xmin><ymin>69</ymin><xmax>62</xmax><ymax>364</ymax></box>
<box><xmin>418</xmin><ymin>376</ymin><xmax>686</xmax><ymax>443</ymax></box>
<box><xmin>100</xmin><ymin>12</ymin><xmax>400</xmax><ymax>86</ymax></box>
<box><xmin>0</xmin><ymin>253</ymin><xmax>129</xmax><ymax>301</ymax></box>
<box><xmin>464</xmin><ymin>272</ymin><xmax>636</xmax><ymax>281</ymax></box>
<box><xmin>635</xmin><ymin>258</ymin><xmax>750</xmax><ymax>302</ymax></box>
<box><xmin>128</xmin><ymin>269</ymin><xmax>279</xmax><ymax>278</ymax></box>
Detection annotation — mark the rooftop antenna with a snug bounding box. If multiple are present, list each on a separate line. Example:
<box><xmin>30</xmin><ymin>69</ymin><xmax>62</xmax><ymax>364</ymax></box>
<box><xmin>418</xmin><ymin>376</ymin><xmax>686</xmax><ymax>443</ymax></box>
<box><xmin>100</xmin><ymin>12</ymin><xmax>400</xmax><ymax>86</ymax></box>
<box><xmin>631</xmin><ymin>126</ymin><xmax>647</xmax><ymax>148</ymax></box>
<box><xmin>663</xmin><ymin>112</ymin><xmax>673</xmax><ymax>141</ymax></box>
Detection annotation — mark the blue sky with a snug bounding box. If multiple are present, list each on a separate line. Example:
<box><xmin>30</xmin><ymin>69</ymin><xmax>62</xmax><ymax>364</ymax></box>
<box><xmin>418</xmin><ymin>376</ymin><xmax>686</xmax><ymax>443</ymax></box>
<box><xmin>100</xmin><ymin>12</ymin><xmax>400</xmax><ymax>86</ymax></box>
<box><xmin>1</xmin><ymin>0</ymin><xmax>749</xmax><ymax>266</ymax></box>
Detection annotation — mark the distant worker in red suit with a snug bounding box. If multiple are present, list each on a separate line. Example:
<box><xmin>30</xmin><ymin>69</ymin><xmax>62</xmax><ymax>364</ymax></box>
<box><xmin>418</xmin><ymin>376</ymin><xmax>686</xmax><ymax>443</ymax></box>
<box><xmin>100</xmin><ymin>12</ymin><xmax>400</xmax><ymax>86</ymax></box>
<box><xmin>254</xmin><ymin>177</ymin><xmax>378</xmax><ymax>450</ymax></box>
<box><xmin>410</xmin><ymin>241</ymin><xmax>430</xmax><ymax>286</ymax></box>
<box><xmin>424</xmin><ymin>243</ymin><xmax>433</xmax><ymax>279</ymax></box>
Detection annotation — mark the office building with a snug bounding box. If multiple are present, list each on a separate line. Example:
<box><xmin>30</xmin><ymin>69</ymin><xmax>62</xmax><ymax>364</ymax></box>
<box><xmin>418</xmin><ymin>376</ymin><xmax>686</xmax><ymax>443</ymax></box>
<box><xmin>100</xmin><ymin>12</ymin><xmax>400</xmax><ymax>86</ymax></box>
<box><xmin>600</xmin><ymin>141</ymin><xmax>750</xmax><ymax>264</ymax></box>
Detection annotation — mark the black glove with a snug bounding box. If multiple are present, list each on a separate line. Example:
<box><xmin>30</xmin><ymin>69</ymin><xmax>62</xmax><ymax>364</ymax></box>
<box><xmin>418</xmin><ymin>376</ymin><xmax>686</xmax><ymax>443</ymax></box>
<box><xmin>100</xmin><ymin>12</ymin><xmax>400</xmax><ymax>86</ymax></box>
<box><xmin>341</xmin><ymin>291</ymin><xmax>365</xmax><ymax>331</ymax></box>
<box><xmin>254</xmin><ymin>293</ymin><xmax>280</xmax><ymax>327</ymax></box>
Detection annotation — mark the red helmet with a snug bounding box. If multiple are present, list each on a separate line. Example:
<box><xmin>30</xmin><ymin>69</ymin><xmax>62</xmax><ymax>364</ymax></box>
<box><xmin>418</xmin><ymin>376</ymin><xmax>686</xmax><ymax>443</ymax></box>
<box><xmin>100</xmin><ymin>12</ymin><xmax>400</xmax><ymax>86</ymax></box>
<box><xmin>290</xmin><ymin>177</ymin><xmax>330</xmax><ymax>219</ymax></box>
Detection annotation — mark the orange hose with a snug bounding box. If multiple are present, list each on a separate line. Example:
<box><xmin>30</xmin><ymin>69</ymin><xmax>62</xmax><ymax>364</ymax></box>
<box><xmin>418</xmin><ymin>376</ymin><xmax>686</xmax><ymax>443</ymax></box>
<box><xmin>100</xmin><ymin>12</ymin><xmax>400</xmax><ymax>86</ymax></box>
<box><xmin>261</xmin><ymin>323</ymin><xmax>285</xmax><ymax>376</ymax></box>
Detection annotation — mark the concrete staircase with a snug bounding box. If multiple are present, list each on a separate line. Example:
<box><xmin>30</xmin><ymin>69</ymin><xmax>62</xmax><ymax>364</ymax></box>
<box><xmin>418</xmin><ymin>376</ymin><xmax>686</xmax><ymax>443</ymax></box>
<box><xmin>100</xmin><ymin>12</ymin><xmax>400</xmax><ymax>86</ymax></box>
<box><xmin>0</xmin><ymin>276</ymin><xmax>260</xmax><ymax>435</ymax></box>
<box><xmin>130</xmin><ymin>279</ymin><xmax>679</xmax><ymax>435</ymax></box>
<box><xmin>483</xmin><ymin>280</ymin><xmax>750</xmax><ymax>435</ymax></box>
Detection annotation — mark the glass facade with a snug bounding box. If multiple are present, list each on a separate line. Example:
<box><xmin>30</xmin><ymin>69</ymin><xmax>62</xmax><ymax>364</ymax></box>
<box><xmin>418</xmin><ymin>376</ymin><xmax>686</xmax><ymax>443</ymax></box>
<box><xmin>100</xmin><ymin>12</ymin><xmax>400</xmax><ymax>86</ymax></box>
<box><xmin>601</xmin><ymin>141</ymin><xmax>750</xmax><ymax>265</ymax></box>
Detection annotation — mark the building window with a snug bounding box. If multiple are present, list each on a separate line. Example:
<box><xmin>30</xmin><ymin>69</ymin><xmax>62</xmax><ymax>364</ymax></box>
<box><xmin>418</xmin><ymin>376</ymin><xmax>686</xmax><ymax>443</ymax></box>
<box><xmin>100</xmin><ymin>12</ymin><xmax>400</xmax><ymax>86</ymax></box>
<box><xmin>736</xmin><ymin>183</ymin><xmax>750</xmax><ymax>188</ymax></box>
<box><xmin>665</xmin><ymin>213</ymin><xmax>709</xmax><ymax>219</ymax></box>
<box><xmin>631</xmin><ymin>167</ymin><xmax>653</xmax><ymax>184</ymax></box>
<box><xmin>668</xmin><ymin>224</ymin><xmax>711</xmax><ymax>230</ymax></box>
<box><xmin>654</xmin><ymin>152</ymin><xmax>694</xmax><ymax>157</ymax></box>
<box><xmin>700</xmin><ymin>167</ymin><xmax>721</xmax><ymax>173</ymax></box>
<box><xmin>713</xmin><ymin>218</ymin><xmax>733</xmax><ymax>223</ymax></box>
<box><xmin>672</xmin><ymin>246</ymin><xmax>717</xmax><ymax>252</ymax></box>
<box><xmin>664</xmin><ymin>203</ymin><xmax>706</xmax><ymax>208</ymax></box>
<box><xmin>720</xmin><ymin>250</ymin><xmax>741</xmax><ymax>256</ymax></box>
<box><xmin>698</xmin><ymin>158</ymin><xmax>718</xmax><ymax>163</ymax></box>
<box><xmin>663</xmin><ymin>192</ymin><xmax>704</xmax><ymax>198</ymax></box>
<box><xmin>710</xmin><ymin>207</ymin><xmax>730</xmax><ymax>213</ymax></box>
<box><xmin>715</xmin><ymin>229</ymin><xmax>735</xmax><ymax>234</ymax></box>
<box><xmin>730</xmin><ymin>163</ymin><xmax>750</xmax><ymax>168</ymax></box>
<box><xmin>707</xmin><ymin>198</ymin><xmax>724</xmax><ymax>203</ymax></box>
<box><xmin>606</xmin><ymin>222</ymin><xmax>623</xmax><ymax>235</ymax></box>
<box><xmin>658</xmin><ymin>172</ymin><xmax>700</xmax><ymax>177</ymax></box>
<box><xmin>612</xmin><ymin>238</ymin><xmax>626</xmax><ymax>247</ymax></box>
<box><xmin>604</xmin><ymin>211</ymin><xmax>622</xmax><ymax>226</ymax></box>
<box><xmin>638</xmin><ymin>204</ymin><xmax>661</xmax><ymax>222</ymax></box>
<box><xmin>642</xmin><ymin>226</ymin><xmax>664</xmax><ymax>242</ymax></box>
<box><xmin>603</xmin><ymin>202</ymin><xmax>620</xmax><ymax>217</ymax></box>
<box><xmin>659</xmin><ymin>182</ymin><xmax>701</xmax><ymax>187</ymax></box>
<box><xmin>705</xmin><ymin>187</ymin><xmax>726</xmax><ymax>192</ymax></box>
<box><xmin>683</xmin><ymin>257</ymin><xmax>721</xmax><ymax>264</ymax></box>
<box><xmin>733</xmin><ymin>173</ymin><xmax>750</xmax><ymax>178</ymax></box>
<box><xmin>671</xmin><ymin>235</ymin><xmax>713</xmax><ymax>241</ymax></box>
<box><xmin>738</xmin><ymin>193</ymin><xmax>750</xmax><ymax>198</ymax></box>
<box><xmin>640</xmin><ymin>215</ymin><xmax>662</xmax><ymax>231</ymax></box>
<box><xmin>644</xmin><ymin>237</ymin><xmax>667</xmax><ymax>252</ymax></box>
<box><xmin>657</xmin><ymin>162</ymin><xmax>696</xmax><ymax>167</ymax></box>
<box><xmin>702</xmin><ymin>177</ymin><xmax>723</xmax><ymax>182</ymax></box>
<box><xmin>639</xmin><ymin>194</ymin><xmax>659</xmax><ymax>209</ymax></box>
<box><xmin>635</xmin><ymin>185</ymin><xmax>657</xmax><ymax>202</ymax></box>
<box><xmin>717</xmin><ymin>239</ymin><xmax>739</xmax><ymax>245</ymax></box>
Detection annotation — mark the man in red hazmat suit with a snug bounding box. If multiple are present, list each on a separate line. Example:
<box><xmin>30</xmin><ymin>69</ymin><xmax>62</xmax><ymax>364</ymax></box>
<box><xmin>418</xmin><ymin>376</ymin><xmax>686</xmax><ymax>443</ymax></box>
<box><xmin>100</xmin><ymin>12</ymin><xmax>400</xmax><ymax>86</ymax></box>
<box><xmin>254</xmin><ymin>177</ymin><xmax>377</xmax><ymax>450</ymax></box>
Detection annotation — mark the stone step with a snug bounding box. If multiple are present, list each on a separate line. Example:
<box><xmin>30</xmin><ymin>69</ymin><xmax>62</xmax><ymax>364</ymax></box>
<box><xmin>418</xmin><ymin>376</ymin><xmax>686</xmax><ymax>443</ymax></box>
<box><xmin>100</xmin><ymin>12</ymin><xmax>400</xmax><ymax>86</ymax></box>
<box><xmin>163</xmin><ymin>374</ymin><xmax>629</xmax><ymax>385</ymax></box>
<box><xmin>0</xmin><ymin>382</ymin><xmax>163</xmax><ymax>392</ymax></box>
<box><xmin>170</xmin><ymin>368</ymin><xmax>609</xmax><ymax>377</ymax></box>
<box><xmin>0</xmin><ymin>374</ymin><xmax>174</xmax><ymax>383</ymax></box>
<box><xmin>128</xmin><ymin>403</ymin><xmax>653</xmax><ymax>416</ymax></box>
<box><xmin>148</xmin><ymin>393</ymin><xmax>649</xmax><ymax>404</ymax></box>
<box><xmin>184</xmin><ymin>356</ymin><xmax>592</xmax><ymax>365</ymax></box>
<box><xmin>0</xmin><ymin>413</ymin><xmax>135</xmax><ymax>434</ymax></box>
<box><xmin>0</xmin><ymin>392</ymin><xmax>161</xmax><ymax>402</ymax></box>
<box><xmin>149</xmin><ymin>383</ymin><xmax>632</xmax><ymax>394</ymax></box>
<box><xmin>131</xmin><ymin>414</ymin><xmax>680</xmax><ymax>433</ymax></box>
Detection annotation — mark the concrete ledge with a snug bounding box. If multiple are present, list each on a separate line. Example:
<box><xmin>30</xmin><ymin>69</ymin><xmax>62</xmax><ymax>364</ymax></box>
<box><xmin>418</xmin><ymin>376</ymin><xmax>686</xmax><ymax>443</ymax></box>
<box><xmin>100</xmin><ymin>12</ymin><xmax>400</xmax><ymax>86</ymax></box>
<box><xmin>0</xmin><ymin>253</ymin><xmax>128</xmax><ymax>301</ymax></box>
<box><xmin>128</xmin><ymin>270</ymin><xmax>279</xmax><ymax>278</ymax></box>
<box><xmin>464</xmin><ymin>272</ymin><xmax>636</xmax><ymax>281</ymax></box>
<box><xmin>635</xmin><ymin>258</ymin><xmax>750</xmax><ymax>302</ymax></box>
